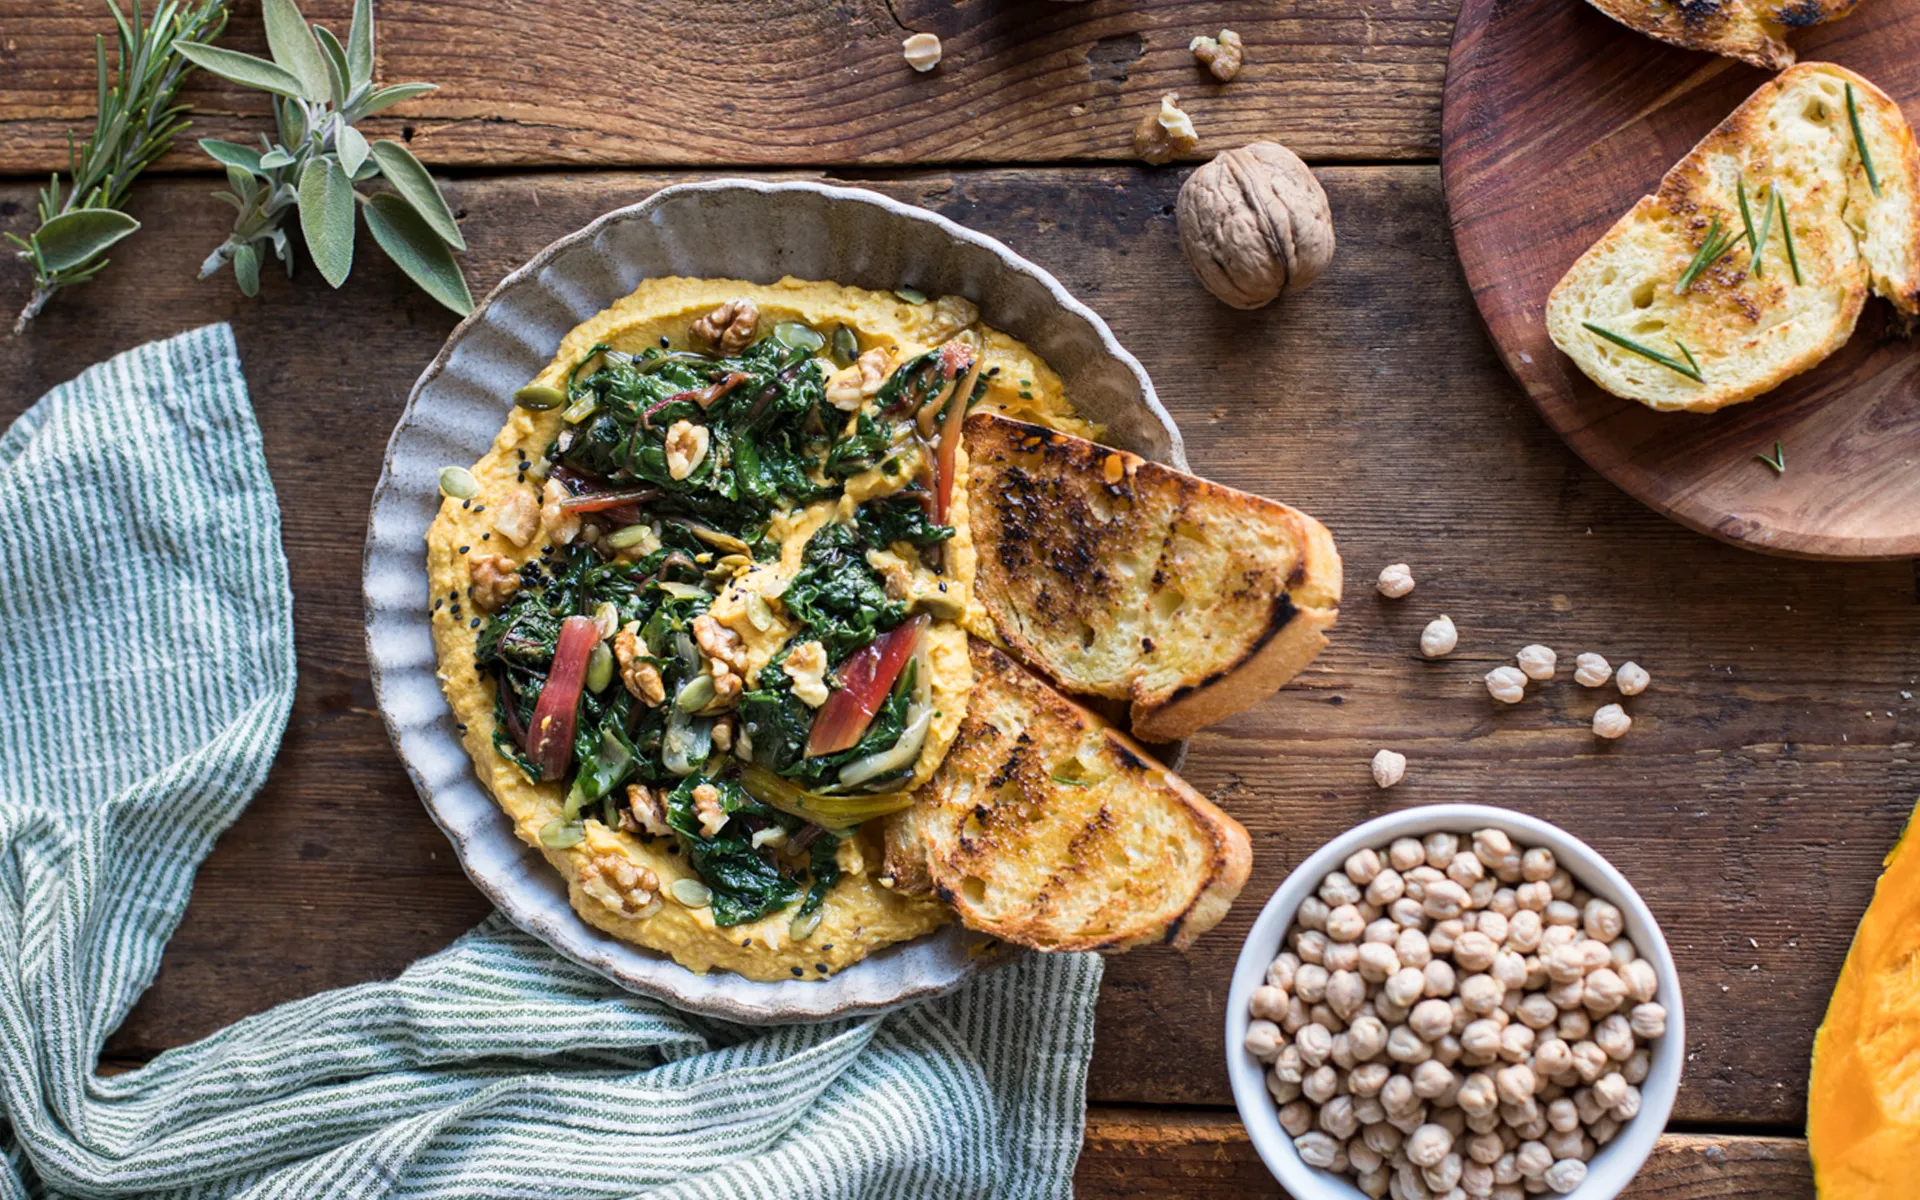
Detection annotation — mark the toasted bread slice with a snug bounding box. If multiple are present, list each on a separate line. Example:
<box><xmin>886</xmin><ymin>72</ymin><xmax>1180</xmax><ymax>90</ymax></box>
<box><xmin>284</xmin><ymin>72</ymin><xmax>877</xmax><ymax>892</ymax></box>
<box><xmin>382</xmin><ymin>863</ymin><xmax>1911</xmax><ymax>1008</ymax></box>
<box><xmin>882</xmin><ymin>638</ymin><xmax>1251</xmax><ymax>952</ymax></box>
<box><xmin>963</xmin><ymin>412</ymin><xmax>1340</xmax><ymax>743</ymax></box>
<box><xmin>1579</xmin><ymin>0</ymin><xmax>1860</xmax><ymax>69</ymax></box>
<box><xmin>1547</xmin><ymin>63</ymin><xmax>1920</xmax><ymax>414</ymax></box>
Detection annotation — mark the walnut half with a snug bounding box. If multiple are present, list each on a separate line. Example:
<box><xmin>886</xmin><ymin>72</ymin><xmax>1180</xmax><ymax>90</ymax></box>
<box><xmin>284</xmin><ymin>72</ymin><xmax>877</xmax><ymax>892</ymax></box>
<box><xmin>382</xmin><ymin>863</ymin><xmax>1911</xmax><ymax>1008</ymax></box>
<box><xmin>1133</xmin><ymin>93</ymin><xmax>1200</xmax><ymax>165</ymax></box>
<box><xmin>691</xmin><ymin>299</ymin><xmax>758</xmax><ymax>354</ymax></box>
<box><xmin>1176</xmin><ymin>141</ymin><xmax>1335</xmax><ymax>309</ymax></box>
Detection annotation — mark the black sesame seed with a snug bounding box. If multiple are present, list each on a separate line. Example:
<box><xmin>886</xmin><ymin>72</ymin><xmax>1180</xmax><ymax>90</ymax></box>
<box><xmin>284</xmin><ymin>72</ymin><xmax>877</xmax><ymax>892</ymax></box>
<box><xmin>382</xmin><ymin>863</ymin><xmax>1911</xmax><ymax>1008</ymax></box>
<box><xmin>742</xmin><ymin>939</ymin><xmax>752</xmax><ymax>948</ymax></box>
<box><xmin>470</xmin><ymin>617</ymin><xmax>481</xmax><ymax>628</ymax></box>
<box><xmin>458</xmin><ymin>545</ymin><xmax>470</xmax><ymax>554</ymax></box>
<box><xmin>820</xmin><ymin>944</ymin><xmax>832</xmax><ymax>952</ymax></box>
<box><xmin>659</xmin><ymin>335</ymin><xmax>670</xmax><ymax>348</ymax></box>
<box><xmin>815</xmin><ymin>963</ymin><xmax>828</xmax><ymax>973</ymax></box>
<box><xmin>790</xmin><ymin>967</ymin><xmax>803</xmax><ymax>977</ymax></box>
<box><xmin>482</xmin><ymin>533</ymin><xmax>491</xmax><ymax>540</ymax></box>
<box><xmin>474</xmin><ymin>504</ymin><xmax>485</xmax><ymax>512</ymax></box>
<box><xmin>461</xmin><ymin>499</ymin><xmax>471</xmax><ymax>509</ymax></box>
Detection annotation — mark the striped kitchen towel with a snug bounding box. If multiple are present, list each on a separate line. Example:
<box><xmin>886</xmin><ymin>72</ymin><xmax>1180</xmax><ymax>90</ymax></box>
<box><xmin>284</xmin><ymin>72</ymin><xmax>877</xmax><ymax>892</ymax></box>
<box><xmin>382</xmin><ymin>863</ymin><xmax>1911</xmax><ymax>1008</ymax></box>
<box><xmin>0</xmin><ymin>325</ymin><xmax>1102</xmax><ymax>1200</ymax></box>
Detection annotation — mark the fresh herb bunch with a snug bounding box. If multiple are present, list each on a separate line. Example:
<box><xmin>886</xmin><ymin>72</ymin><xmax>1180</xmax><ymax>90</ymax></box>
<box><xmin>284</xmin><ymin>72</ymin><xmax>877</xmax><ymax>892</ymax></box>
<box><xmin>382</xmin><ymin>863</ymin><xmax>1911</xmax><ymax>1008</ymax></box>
<box><xmin>176</xmin><ymin>0</ymin><xmax>471</xmax><ymax>313</ymax></box>
<box><xmin>8</xmin><ymin>0</ymin><xmax>230</xmax><ymax>335</ymax></box>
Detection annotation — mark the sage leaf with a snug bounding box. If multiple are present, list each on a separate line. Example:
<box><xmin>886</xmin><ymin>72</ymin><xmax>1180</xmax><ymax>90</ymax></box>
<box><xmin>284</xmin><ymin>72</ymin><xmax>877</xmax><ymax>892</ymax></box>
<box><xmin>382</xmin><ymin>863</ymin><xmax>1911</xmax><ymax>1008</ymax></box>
<box><xmin>297</xmin><ymin>157</ymin><xmax>356</xmax><ymax>288</ymax></box>
<box><xmin>363</xmin><ymin>192</ymin><xmax>474</xmax><ymax>315</ymax></box>
<box><xmin>313</xmin><ymin>25</ymin><xmax>351</xmax><ymax>110</ymax></box>
<box><xmin>276</xmin><ymin>95</ymin><xmax>307</xmax><ymax>147</ymax></box>
<box><xmin>368</xmin><ymin>140</ymin><xmax>465</xmax><ymax>250</ymax></box>
<box><xmin>346</xmin><ymin>0</ymin><xmax>374</xmax><ymax>91</ymax></box>
<box><xmin>354</xmin><ymin>82</ymin><xmax>436</xmax><ymax>118</ymax></box>
<box><xmin>32</xmin><ymin>208</ymin><xmax>139</xmax><ymax>273</ymax></box>
<box><xmin>258</xmin><ymin>148</ymin><xmax>295</xmax><ymax>170</ymax></box>
<box><xmin>336</xmin><ymin>124</ymin><xmax>370</xmax><ymax>177</ymax></box>
<box><xmin>233</xmin><ymin>241</ymin><xmax>262</xmax><ymax>297</ymax></box>
<box><xmin>175</xmin><ymin>42</ymin><xmax>307</xmax><ymax>98</ymax></box>
<box><xmin>261</xmin><ymin>0</ymin><xmax>331</xmax><ymax>102</ymax></box>
<box><xmin>199</xmin><ymin>138</ymin><xmax>263</xmax><ymax>174</ymax></box>
<box><xmin>224</xmin><ymin>164</ymin><xmax>259</xmax><ymax>201</ymax></box>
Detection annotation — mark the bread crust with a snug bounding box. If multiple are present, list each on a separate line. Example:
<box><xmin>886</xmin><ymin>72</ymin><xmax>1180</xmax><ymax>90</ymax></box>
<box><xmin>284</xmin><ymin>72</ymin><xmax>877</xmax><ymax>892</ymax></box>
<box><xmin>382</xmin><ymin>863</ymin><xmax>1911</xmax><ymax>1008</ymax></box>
<box><xmin>966</xmin><ymin>413</ymin><xmax>1341</xmax><ymax>742</ymax></box>
<box><xmin>883</xmin><ymin>639</ymin><xmax>1252</xmax><ymax>953</ymax></box>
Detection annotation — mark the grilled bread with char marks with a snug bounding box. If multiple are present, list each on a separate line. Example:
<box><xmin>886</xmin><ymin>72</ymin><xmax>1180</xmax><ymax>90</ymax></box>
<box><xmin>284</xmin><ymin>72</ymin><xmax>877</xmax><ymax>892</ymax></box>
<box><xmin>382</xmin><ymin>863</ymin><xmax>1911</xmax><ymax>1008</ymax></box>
<box><xmin>1547</xmin><ymin>63</ymin><xmax>1920</xmax><ymax>413</ymax></box>
<box><xmin>1580</xmin><ymin>0</ymin><xmax>1861</xmax><ymax>70</ymax></box>
<box><xmin>963</xmin><ymin>412</ymin><xmax>1340</xmax><ymax>743</ymax></box>
<box><xmin>882</xmin><ymin>638</ymin><xmax>1251</xmax><ymax>952</ymax></box>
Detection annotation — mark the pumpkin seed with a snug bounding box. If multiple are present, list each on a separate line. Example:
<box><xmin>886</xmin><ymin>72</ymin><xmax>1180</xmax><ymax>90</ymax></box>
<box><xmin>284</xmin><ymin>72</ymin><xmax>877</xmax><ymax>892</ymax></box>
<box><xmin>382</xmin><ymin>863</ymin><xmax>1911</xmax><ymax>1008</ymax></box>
<box><xmin>513</xmin><ymin>384</ymin><xmax>568</xmax><ymax>410</ymax></box>
<box><xmin>539</xmin><ymin>818</ymin><xmax>584</xmax><ymax>848</ymax></box>
<box><xmin>671</xmin><ymin>877</ymin><xmax>713</xmax><ymax>907</ymax></box>
<box><xmin>746</xmin><ymin>593</ymin><xmax>777</xmax><ymax>632</ymax></box>
<box><xmin>773</xmin><ymin>321</ymin><xmax>826</xmax><ymax>354</ymax></box>
<box><xmin>892</xmin><ymin>287</ymin><xmax>928</xmax><ymax>305</ymax></box>
<box><xmin>606</xmin><ymin>522</ymin><xmax>657</xmax><ymax>551</ymax></box>
<box><xmin>592</xmin><ymin>600</ymin><xmax>622</xmax><ymax>640</ymax></box>
<box><xmin>789</xmin><ymin>906</ymin><xmax>824</xmax><ymax>941</ymax></box>
<box><xmin>675</xmin><ymin>673</ymin><xmax>716</xmax><ymax>713</ymax></box>
<box><xmin>830</xmin><ymin>324</ymin><xmax>859</xmax><ymax>366</ymax></box>
<box><xmin>437</xmin><ymin>465</ymin><xmax>479</xmax><ymax>500</ymax></box>
<box><xmin>586</xmin><ymin>642</ymin><xmax>614</xmax><ymax>694</ymax></box>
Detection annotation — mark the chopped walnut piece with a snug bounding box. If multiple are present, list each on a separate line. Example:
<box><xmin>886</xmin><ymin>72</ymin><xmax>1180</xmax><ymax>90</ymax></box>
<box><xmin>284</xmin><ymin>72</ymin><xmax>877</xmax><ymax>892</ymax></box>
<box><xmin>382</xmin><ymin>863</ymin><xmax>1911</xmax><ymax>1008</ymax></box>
<box><xmin>691</xmin><ymin>299</ymin><xmax>758</xmax><ymax>354</ymax></box>
<box><xmin>622</xmin><ymin>784</ymin><xmax>670</xmax><ymax>836</ymax></box>
<box><xmin>692</xmin><ymin>613</ymin><xmax>748</xmax><ymax>673</ymax></box>
<box><xmin>579</xmin><ymin>851</ymin><xmax>659</xmax><ymax>915</ymax></box>
<box><xmin>614</xmin><ymin>626</ymin><xmax>666</xmax><ymax>705</ymax></box>
<box><xmin>1190</xmin><ymin>29</ymin><xmax>1244</xmax><ymax>82</ymax></box>
<box><xmin>826</xmin><ymin>347</ymin><xmax>897</xmax><ymax>411</ymax></box>
<box><xmin>664</xmin><ymin>420</ymin><xmax>711</xmax><ymax>481</ymax></box>
<box><xmin>692</xmin><ymin>782</ymin><xmax>728</xmax><ymax>838</ymax></box>
<box><xmin>467</xmin><ymin>554</ymin><xmax>521</xmax><ymax>612</ymax></box>
<box><xmin>491</xmin><ymin>487</ymin><xmax>541</xmax><ymax>547</ymax></box>
<box><xmin>704</xmin><ymin>661</ymin><xmax>744</xmax><ymax>711</ymax></box>
<box><xmin>1134</xmin><ymin>92</ymin><xmax>1200</xmax><ymax>165</ymax></box>
<box><xmin>783</xmin><ymin>640</ymin><xmax>831</xmax><ymax>707</ymax></box>
<box><xmin>540</xmin><ymin>478</ymin><xmax>581</xmax><ymax>544</ymax></box>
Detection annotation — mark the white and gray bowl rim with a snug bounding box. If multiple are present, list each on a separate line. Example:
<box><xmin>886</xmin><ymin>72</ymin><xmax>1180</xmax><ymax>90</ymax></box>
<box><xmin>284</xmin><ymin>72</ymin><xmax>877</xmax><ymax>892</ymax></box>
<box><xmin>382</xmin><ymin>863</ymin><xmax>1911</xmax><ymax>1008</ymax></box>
<box><xmin>1224</xmin><ymin>803</ymin><xmax>1686</xmax><ymax>1200</ymax></box>
<box><xmin>363</xmin><ymin>177</ymin><xmax>1183</xmax><ymax>1022</ymax></box>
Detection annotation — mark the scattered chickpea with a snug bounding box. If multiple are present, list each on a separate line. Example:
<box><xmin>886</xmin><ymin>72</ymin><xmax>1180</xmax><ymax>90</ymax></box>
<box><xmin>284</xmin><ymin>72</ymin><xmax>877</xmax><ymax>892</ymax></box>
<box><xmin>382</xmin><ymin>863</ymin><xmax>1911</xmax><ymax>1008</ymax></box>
<box><xmin>1485</xmin><ymin>666</ymin><xmax>1528</xmax><ymax>704</ymax></box>
<box><xmin>1255</xmin><ymin>828</ymin><xmax>1665</xmax><ymax>1192</ymax></box>
<box><xmin>1592</xmin><ymin>703</ymin><xmax>1632</xmax><ymax>740</ymax></box>
<box><xmin>1421</xmin><ymin>614</ymin><xmax>1459</xmax><ymax>658</ymax></box>
<box><xmin>1616</xmin><ymin>661</ymin><xmax>1650</xmax><ymax>695</ymax></box>
<box><xmin>1377</xmin><ymin>562</ymin><xmax>1416</xmax><ymax>598</ymax></box>
<box><xmin>1573</xmin><ymin>653</ymin><xmax>1612</xmax><ymax>688</ymax></box>
<box><xmin>1372</xmin><ymin>748</ymin><xmax>1408</xmax><ymax>789</ymax></box>
<box><xmin>1516</xmin><ymin>644</ymin><xmax>1557</xmax><ymax>681</ymax></box>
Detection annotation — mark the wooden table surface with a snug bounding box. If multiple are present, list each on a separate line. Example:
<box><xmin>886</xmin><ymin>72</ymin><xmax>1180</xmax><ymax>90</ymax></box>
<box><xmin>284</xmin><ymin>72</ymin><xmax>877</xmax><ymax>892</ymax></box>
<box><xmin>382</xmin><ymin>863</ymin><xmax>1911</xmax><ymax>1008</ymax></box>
<box><xmin>4</xmin><ymin>1</ymin><xmax>1909</xmax><ymax>1194</ymax></box>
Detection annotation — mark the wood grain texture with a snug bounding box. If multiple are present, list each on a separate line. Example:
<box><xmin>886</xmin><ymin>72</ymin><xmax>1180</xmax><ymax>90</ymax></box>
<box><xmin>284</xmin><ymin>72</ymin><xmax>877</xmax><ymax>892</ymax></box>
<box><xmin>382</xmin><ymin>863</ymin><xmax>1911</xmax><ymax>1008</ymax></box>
<box><xmin>3</xmin><ymin>167</ymin><xmax>1914</xmax><ymax>1126</ymax></box>
<box><xmin>1443</xmin><ymin>0</ymin><xmax>1920</xmax><ymax>558</ymax></box>
<box><xmin>1074</xmin><ymin>1112</ymin><xmax>1812</xmax><ymax>1197</ymax></box>
<box><xmin>0</xmin><ymin>0</ymin><xmax>1450</xmax><ymax>172</ymax></box>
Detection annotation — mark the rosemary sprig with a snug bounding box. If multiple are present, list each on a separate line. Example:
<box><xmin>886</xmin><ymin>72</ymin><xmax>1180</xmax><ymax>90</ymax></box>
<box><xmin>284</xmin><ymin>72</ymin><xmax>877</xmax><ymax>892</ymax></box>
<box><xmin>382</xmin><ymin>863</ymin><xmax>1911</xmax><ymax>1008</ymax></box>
<box><xmin>1675</xmin><ymin>215</ymin><xmax>1739</xmax><ymax>294</ymax></box>
<box><xmin>1755</xmin><ymin>441</ymin><xmax>1786</xmax><ymax>474</ymax></box>
<box><xmin>1737</xmin><ymin>177</ymin><xmax>1761</xmax><ymax>262</ymax></box>
<box><xmin>7</xmin><ymin>0</ymin><xmax>230</xmax><ymax>334</ymax></box>
<box><xmin>1846</xmin><ymin>83</ymin><xmax>1881</xmax><ymax>197</ymax></box>
<box><xmin>1776</xmin><ymin>188</ymin><xmax>1802</xmax><ymax>285</ymax></box>
<box><xmin>1581</xmin><ymin>322</ymin><xmax>1705</xmax><ymax>383</ymax></box>
<box><xmin>1749</xmin><ymin>183</ymin><xmax>1777</xmax><ymax>278</ymax></box>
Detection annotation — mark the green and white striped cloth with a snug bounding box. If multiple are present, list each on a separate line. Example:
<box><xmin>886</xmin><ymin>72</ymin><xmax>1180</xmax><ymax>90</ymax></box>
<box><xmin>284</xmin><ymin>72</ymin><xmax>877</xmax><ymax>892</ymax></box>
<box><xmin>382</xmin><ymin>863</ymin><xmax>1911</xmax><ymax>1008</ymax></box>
<box><xmin>0</xmin><ymin>325</ymin><xmax>1102</xmax><ymax>1200</ymax></box>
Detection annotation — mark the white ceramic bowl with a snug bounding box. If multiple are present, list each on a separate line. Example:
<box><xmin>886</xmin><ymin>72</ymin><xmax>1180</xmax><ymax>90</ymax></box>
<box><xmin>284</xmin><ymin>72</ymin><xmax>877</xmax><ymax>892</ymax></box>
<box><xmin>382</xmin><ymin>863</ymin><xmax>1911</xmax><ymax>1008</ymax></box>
<box><xmin>1225</xmin><ymin>805</ymin><xmax>1685</xmax><ymax>1200</ymax></box>
<box><xmin>365</xmin><ymin>179</ymin><xmax>1182</xmax><ymax>1022</ymax></box>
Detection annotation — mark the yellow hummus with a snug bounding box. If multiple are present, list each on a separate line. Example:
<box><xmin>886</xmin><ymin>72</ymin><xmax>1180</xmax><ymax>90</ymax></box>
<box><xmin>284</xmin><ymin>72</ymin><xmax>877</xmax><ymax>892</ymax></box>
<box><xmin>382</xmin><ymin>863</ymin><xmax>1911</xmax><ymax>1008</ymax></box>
<box><xmin>428</xmin><ymin>276</ymin><xmax>1085</xmax><ymax>980</ymax></box>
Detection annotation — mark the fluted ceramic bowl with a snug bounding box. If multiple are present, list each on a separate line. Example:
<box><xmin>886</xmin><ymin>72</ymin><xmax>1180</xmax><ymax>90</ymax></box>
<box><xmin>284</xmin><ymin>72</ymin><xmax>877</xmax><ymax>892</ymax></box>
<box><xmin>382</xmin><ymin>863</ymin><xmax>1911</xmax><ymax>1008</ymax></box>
<box><xmin>365</xmin><ymin>179</ymin><xmax>1182</xmax><ymax>1022</ymax></box>
<box><xmin>1226</xmin><ymin>805</ymin><xmax>1684</xmax><ymax>1200</ymax></box>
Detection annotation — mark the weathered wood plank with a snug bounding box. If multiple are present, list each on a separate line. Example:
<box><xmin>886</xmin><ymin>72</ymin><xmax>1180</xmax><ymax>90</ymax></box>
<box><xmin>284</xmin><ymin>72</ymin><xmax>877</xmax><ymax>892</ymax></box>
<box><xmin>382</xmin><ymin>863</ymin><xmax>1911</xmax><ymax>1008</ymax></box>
<box><xmin>0</xmin><ymin>0</ymin><xmax>1451</xmax><ymax>171</ymax></box>
<box><xmin>2</xmin><ymin>167</ymin><xmax>1909</xmax><ymax>1125</ymax></box>
<box><xmin>1075</xmin><ymin>1112</ymin><xmax>1812</xmax><ymax>1197</ymax></box>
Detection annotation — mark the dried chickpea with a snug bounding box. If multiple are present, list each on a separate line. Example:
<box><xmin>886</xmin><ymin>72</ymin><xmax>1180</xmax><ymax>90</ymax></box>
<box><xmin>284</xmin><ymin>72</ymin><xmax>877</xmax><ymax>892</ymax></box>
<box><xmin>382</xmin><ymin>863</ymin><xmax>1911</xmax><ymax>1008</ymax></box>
<box><xmin>1366</xmin><ymin>868</ymin><xmax>1407</xmax><ymax>907</ymax></box>
<box><xmin>1573</xmin><ymin>653</ymin><xmax>1611</xmax><ymax>687</ymax></box>
<box><xmin>1629</xmin><ymin>1002</ymin><xmax>1667</xmax><ymax>1039</ymax></box>
<box><xmin>1359</xmin><ymin>941</ymin><xmax>1402</xmax><ymax>983</ymax></box>
<box><xmin>1322</xmin><ymin>871</ymin><xmax>1364</xmax><ymax>907</ymax></box>
<box><xmin>1346</xmin><ymin>847</ymin><xmax>1385</xmax><ymax>885</ymax></box>
<box><xmin>1516</xmin><ymin>645</ymin><xmax>1557</xmax><ymax>681</ymax></box>
<box><xmin>1251</xmin><ymin>984</ymin><xmax>1291</xmax><ymax>1021</ymax></box>
<box><xmin>1421</xmin><ymin>615</ymin><xmax>1459</xmax><ymax>658</ymax></box>
<box><xmin>1390</xmin><ymin>897</ymin><xmax>1427</xmax><ymax>929</ymax></box>
<box><xmin>1247</xmin><ymin>1019</ymin><xmax>1285</xmax><ymax>1059</ymax></box>
<box><xmin>1378</xmin><ymin>563</ymin><xmax>1416</xmax><ymax>598</ymax></box>
<box><xmin>1424</xmin><ymin>960</ymin><xmax>1458</xmax><ymax>999</ymax></box>
<box><xmin>1295</xmin><ymin>1129</ymin><xmax>1340</xmax><ymax>1167</ymax></box>
<box><xmin>1592</xmin><ymin>703</ymin><xmax>1631</xmax><ymax>739</ymax></box>
<box><xmin>1268</xmin><ymin>952</ymin><xmax>1300</xmax><ymax>990</ymax></box>
<box><xmin>1298</xmin><ymin>1022</ymin><xmax>1335</xmax><ymax>1066</ymax></box>
<box><xmin>1486</xmin><ymin>666</ymin><xmax>1528</xmax><ymax>703</ymax></box>
<box><xmin>1328</xmin><ymin>904</ymin><xmax>1367</xmax><ymax>942</ymax></box>
<box><xmin>1543</xmin><ymin>1158</ymin><xmax>1587</xmax><ymax>1194</ymax></box>
<box><xmin>1389</xmin><ymin>837</ymin><xmax>1427</xmax><ymax>872</ymax></box>
<box><xmin>1616</xmin><ymin>661</ymin><xmax>1650</xmax><ymax>696</ymax></box>
<box><xmin>1430</xmin><ymin>919</ymin><xmax>1465</xmax><ymax>957</ymax></box>
<box><xmin>1424</xmin><ymin>831</ymin><xmax>1461</xmax><ymax>867</ymax></box>
<box><xmin>1329</xmin><ymin>970</ymin><xmax>1368</xmax><ymax>1020</ymax></box>
<box><xmin>1407</xmin><ymin>1123</ymin><xmax>1454</xmax><ymax>1168</ymax></box>
<box><xmin>1303</xmin><ymin>1064</ymin><xmax>1339</xmax><ymax>1104</ymax></box>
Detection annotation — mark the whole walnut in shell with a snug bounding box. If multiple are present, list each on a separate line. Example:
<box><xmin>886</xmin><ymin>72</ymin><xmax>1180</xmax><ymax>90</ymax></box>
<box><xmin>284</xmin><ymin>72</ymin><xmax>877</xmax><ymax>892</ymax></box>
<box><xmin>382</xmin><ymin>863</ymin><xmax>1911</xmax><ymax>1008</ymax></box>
<box><xmin>1176</xmin><ymin>142</ymin><xmax>1335</xmax><ymax>309</ymax></box>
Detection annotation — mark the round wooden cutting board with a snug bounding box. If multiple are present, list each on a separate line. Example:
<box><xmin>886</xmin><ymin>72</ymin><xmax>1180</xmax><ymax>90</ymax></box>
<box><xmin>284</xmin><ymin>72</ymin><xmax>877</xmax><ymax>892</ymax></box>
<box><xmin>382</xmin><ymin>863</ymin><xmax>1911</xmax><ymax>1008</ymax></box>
<box><xmin>1442</xmin><ymin>0</ymin><xmax>1920</xmax><ymax>559</ymax></box>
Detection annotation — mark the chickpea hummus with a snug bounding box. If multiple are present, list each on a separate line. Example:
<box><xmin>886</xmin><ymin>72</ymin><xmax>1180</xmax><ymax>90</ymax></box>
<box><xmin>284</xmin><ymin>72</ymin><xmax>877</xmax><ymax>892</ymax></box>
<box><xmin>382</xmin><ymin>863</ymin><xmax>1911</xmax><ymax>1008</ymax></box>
<box><xmin>428</xmin><ymin>276</ymin><xmax>1087</xmax><ymax>980</ymax></box>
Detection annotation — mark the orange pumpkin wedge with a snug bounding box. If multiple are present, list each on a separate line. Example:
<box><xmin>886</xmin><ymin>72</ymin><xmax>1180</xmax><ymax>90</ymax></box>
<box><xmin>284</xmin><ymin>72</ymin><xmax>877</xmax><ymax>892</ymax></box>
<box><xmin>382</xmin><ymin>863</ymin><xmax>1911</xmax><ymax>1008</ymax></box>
<box><xmin>1809</xmin><ymin>798</ymin><xmax>1920</xmax><ymax>1197</ymax></box>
